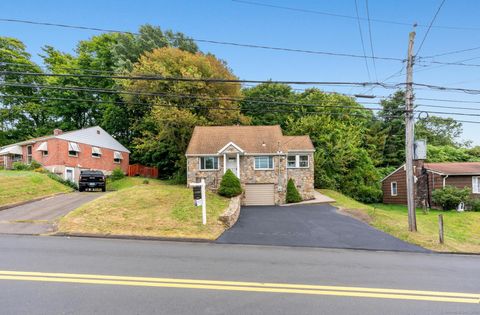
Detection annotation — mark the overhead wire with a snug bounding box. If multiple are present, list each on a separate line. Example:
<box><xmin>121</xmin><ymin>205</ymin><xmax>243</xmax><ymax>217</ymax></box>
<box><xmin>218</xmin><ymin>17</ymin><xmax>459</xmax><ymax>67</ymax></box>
<box><xmin>354</xmin><ymin>0</ymin><xmax>371</xmax><ymax>80</ymax></box>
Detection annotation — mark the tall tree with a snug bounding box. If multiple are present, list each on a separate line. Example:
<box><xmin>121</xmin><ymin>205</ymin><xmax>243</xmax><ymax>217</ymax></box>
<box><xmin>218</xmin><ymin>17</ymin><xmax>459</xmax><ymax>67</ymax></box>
<box><xmin>241</xmin><ymin>83</ymin><xmax>296</xmax><ymax>127</ymax></box>
<box><xmin>378</xmin><ymin>90</ymin><xmax>406</xmax><ymax>167</ymax></box>
<box><xmin>0</xmin><ymin>37</ymin><xmax>49</xmax><ymax>145</ymax></box>
<box><xmin>121</xmin><ymin>47</ymin><xmax>248</xmax><ymax>179</ymax></box>
<box><xmin>112</xmin><ymin>24</ymin><xmax>198</xmax><ymax>72</ymax></box>
<box><xmin>415</xmin><ymin>116</ymin><xmax>464</xmax><ymax>147</ymax></box>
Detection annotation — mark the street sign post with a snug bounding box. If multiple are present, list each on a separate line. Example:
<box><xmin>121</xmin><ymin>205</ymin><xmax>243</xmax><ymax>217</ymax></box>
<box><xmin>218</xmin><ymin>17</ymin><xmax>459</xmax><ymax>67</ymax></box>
<box><xmin>190</xmin><ymin>179</ymin><xmax>206</xmax><ymax>225</ymax></box>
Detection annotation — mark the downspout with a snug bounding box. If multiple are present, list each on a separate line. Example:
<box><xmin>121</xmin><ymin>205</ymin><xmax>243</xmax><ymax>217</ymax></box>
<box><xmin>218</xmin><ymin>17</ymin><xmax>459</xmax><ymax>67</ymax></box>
<box><xmin>443</xmin><ymin>175</ymin><xmax>449</xmax><ymax>188</ymax></box>
<box><xmin>425</xmin><ymin>171</ymin><xmax>431</xmax><ymax>208</ymax></box>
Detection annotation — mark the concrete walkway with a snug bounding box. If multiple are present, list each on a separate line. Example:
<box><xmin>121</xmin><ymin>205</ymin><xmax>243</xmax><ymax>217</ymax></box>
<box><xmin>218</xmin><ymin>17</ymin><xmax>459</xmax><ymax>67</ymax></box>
<box><xmin>0</xmin><ymin>192</ymin><xmax>104</xmax><ymax>235</ymax></box>
<box><xmin>281</xmin><ymin>190</ymin><xmax>335</xmax><ymax>206</ymax></box>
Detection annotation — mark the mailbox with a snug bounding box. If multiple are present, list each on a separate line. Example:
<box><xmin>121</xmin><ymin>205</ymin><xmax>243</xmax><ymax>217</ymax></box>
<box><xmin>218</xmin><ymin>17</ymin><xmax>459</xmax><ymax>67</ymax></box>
<box><xmin>193</xmin><ymin>186</ymin><xmax>202</xmax><ymax>200</ymax></box>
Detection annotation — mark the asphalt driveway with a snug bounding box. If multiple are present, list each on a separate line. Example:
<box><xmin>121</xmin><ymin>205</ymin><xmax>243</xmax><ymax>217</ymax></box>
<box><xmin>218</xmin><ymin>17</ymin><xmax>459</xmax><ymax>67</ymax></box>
<box><xmin>216</xmin><ymin>204</ymin><xmax>428</xmax><ymax>252</ymax></box>
<box><xmin>0</xmin><ymin>192</ymin><xmax>104</xmax><ymax>235</ymax></box>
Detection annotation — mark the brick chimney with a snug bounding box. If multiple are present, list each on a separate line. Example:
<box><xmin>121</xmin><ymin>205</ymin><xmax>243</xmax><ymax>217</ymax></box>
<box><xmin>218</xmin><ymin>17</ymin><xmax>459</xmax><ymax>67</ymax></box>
<box><xmin>53</xmin><ymin>128</ymin><xmax>63</xmax><ymax>136</ymax></box>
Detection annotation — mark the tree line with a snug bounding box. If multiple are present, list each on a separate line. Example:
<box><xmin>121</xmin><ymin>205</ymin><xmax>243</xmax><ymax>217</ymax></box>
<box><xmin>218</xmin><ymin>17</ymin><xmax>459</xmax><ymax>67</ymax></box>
<box><xmin>1</xmin><ymin>24</ymin><xmax>479</xmax><ymax>202</ymax></box>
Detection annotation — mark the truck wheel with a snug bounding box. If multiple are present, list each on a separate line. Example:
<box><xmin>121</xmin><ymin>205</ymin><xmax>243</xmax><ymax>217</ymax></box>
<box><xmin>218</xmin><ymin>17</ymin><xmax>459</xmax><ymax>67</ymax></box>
<box><xmin>102</xmin><ymin>187</ymin><xmax>106</xmax><ymax>192</ymax></box>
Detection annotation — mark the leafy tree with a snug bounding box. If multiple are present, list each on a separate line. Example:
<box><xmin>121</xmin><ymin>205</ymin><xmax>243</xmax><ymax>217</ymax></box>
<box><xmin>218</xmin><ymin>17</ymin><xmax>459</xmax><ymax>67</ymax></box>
<box><xmin>416</xmin><ymin>116</ymin><xmax>464</xmax><ymax>147</ymax></box>
<box><xmin>286</xmin><ymin>178</ymin><xmax>302</xmax><ymax>203</ymax></box>
<box><xmin>218</xmin><ymin>169</ymin><xmax>242</xmax><ymax>197</ymax></box>
<box><xmin>0</xmin><ymin>37</ymin><xmax>50</xmax><ymax>145</ymax></box>
<box><xmin>241</xmin><ymin>83</ymin><xmax>296</xmax><ymax>127</ymax></box>
<box><xmin>378</xmin><ymin>90</ymin><xmax>406</xmax><ymax>167</ymax></box>
<box><xmin>287</xmin><ymin>101</ymin><xmax>382</xmax><ymax>203</ymax></box>
<box><xmin>122</xmin><ymin>47</ymin><xmax>248</xmax><ymax>179</ymax></box>
<box><xmin>112</xmin><ymin>24</ymin><xmax>198</xmax><ymax>72</ymax></box>
<box><xmin>427</xmin><ymin>145</ymin><xmax>480</xmax><ymax>162</ymax></box>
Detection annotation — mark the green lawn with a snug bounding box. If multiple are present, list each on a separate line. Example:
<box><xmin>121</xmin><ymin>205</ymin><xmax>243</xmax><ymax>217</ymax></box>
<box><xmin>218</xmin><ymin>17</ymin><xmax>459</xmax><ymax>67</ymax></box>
<box><xmin>59</xmin><ymin>178</ymin><xmax>230</xmax><ymax>240</ymax></box>
<box><xmin>0</xmin><ymin>170</ymin><xmax>72</xmax><ymax>207</ymax></box>
<box><xmin>320</xmin><ymin>189</ymin><xmax>480</xmax><ymax>253</ymax></box>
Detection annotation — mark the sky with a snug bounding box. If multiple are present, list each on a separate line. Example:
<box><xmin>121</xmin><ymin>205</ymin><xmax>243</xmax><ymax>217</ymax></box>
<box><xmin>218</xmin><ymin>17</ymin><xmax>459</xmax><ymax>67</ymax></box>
<box><xmin>1</xmin><ymin>0</ymin><xmax>480</xmax><ymax>145</ymax></box>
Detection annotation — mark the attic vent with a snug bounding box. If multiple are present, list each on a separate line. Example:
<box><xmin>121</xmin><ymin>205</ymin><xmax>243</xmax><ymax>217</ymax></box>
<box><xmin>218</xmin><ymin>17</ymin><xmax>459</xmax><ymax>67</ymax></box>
<box><xmin>97</xmin><ymin>130</ymin><xmax>100</xmax><ymax>135</ymax></box>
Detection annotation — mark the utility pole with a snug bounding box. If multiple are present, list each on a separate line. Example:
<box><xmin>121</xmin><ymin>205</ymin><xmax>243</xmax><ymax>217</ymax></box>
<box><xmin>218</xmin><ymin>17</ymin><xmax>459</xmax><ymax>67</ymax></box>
<box><xmin>405</xmin><ymin>28</ymin><xmax>417</xmax><ymax>232</ymax></box>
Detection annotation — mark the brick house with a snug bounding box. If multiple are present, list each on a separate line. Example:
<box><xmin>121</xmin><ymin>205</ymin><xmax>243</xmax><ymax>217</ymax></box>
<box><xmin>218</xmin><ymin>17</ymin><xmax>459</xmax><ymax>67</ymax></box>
<box><xmin>381</xmin><ymin>160</ymin><xmax>480</xmax><ymax>207</ymax></box>
<box><xmin>185</xmin><ymin>125</ymin><xmax>315</xmax><ymax>205</ymax></box>
<box><xmin>0</xmin><ymin>126</ymin><xmax>130</xmax><ymax>182</ymax></box>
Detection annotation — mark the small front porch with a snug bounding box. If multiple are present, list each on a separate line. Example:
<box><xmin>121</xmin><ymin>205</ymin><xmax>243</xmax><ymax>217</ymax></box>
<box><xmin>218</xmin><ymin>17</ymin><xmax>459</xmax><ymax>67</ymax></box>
<box><xmin>0</xmin><ymin>145</ymin><xmax>23</xmax><ymax>169</ymax></box>
<box><xmin>218</xmin><ymin>141</ymin><xmax>244</xmax><ymax>179</ymax></box>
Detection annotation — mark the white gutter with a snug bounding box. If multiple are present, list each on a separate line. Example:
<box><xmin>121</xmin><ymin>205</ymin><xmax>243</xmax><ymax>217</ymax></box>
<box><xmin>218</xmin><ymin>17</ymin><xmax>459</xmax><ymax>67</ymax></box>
<box><xmin>443</xmin><ymin>175</ymin><xmax>449</xmax><ymax>188</ymax></box>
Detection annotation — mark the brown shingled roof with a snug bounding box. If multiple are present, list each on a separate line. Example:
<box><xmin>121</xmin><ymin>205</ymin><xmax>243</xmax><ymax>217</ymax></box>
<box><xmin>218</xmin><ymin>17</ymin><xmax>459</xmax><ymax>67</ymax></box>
<box><xmin>185</xmin><ymin>125</ymin><xmax>314</xmax><ymax>155</ymax></box>
<box><xmin>424</xmin><ymin>162</ymin><xmax>480</xmax><ymax>175</ymax></box>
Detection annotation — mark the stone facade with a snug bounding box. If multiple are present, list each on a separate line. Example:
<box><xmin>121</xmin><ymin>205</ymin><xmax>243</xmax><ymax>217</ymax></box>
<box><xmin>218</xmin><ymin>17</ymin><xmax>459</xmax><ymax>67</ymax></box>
<box><xmin>186</xmin><ymin>153</ymin><xmax>315</xmax><ymax>205</ymax></box>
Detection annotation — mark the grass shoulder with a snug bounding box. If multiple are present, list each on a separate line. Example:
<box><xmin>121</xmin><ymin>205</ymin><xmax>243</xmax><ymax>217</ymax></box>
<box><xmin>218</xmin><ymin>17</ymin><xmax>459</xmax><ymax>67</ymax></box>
<box><xmin>320</xmin><ymin>189</ymin><xmax>480</xmax><ymax>253</ymax></box>
<box><xmin>0</xmin><ymin>170</ymin><xmax>73</xmax><ymax>207</ymax></box>
<box><xmin>59</xmin><ymin>178</ymin><xmax>230</xmax><ymax>240</ymax></box>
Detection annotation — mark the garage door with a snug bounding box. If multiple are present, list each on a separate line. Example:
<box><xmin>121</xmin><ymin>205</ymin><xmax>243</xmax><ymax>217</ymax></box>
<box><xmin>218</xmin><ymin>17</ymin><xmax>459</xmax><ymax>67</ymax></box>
<box><xmin>245</xmin><ymin>184</ymin><xmax>275</xmax><ymax>206</ymax></box>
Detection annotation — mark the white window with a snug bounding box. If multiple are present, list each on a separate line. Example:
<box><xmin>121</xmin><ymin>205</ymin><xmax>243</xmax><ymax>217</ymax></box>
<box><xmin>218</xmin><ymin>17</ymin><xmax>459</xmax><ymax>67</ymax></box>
<box><xmin>391</xmin><ymin>181</ymin><xmax>398</xmax><ymax>196</ymax></box>
<box><xmin>287</xmin><ymin>155</ymin><xmax>309</xmax><ymax>168</ymax></box>
<box><xmin>91</xmin><ymin>147</ymin><xmax>102</xmax><ymax>158</ymax></box>
<box><xmin>114</xmin><ymin>151</ymin><xmax>123</xmax><ymax>164</ymax></box>
<box><xmin>254</xmin><ymin>156</ymin><xmax>273</xmax><ymax>170</ymax></box>
<box><xmin>200</xmin><ymin>157</ymin><xmax>219</xmax><ymax>170</ymax></box>
<box><xmin>473</xmin><ymin>176</ymin><xmax>480</xmax><ymax>194</ymax></box>
<box><xmin>68</xmin><ymin>142</ymin><xmax>80</xmax><ymax>157</ymax></box>
<box><xmin>36</xmin><ymin>142</ymin><xmax>48</xmax><ymax>157</ymax></box>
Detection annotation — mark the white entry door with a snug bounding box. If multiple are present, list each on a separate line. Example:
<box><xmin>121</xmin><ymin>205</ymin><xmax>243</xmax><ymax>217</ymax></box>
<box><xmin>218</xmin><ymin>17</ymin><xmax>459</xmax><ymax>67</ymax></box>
<box><xmin>65</xmin><ymin>167</ymin><xmax>75</xmax><ymax>182</ymax></box>
<box><xmin>227</xmin><ymin>157</ymin><xmax>237</xmax><ymax>176</ymax></box>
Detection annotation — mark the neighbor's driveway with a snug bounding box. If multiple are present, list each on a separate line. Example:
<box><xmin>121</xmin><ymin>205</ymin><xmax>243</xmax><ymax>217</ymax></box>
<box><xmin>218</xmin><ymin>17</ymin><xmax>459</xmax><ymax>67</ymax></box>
<box><xmin>217</xmin><ymin>204</ymin><xmax>428</xmax><ymax>252</ymax></box>
<box><xmin>0</xmin><ymin>193</ymin><xmax>104</xmax><ymax>235</ymax></box>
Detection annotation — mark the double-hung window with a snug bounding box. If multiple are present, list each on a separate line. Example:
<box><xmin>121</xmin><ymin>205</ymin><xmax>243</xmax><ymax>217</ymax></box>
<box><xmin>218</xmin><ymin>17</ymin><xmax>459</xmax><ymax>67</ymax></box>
<box><xmin>254</xmin><ymin>156</ymin><xmax>273</xmax><ymax>170</ymax></box>
<box><xmin>391</xmin><ymin>181</ymin><xmax>398</xmax><ymax>196</ymax></box>
<box><xmin>287</xmin><ymin>154</ymin><xmax>309</xmax><ymax>168</ymax></box>
<box><xmin>473</xmin><ymin>176</ymin><xmax>480</xmax><ymax>194</ymax></box>
<box><xmin>200</xmin><ymin>156</ymin><xmax>218</xmax><ymax>170</ymax></box>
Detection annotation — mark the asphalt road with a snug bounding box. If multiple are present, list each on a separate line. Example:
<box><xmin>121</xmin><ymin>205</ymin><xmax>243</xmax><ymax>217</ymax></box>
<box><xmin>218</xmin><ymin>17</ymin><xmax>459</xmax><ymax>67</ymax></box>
<box><xmin>0</xmin><ymin>235</ymin><xmax>478</xmax><ymax>314</ymax></box>
<box><xmin>217</xmin><ymin>205</ymin><xmax>427</xmax><ymax>252</ymax></box>
<box><xmin>0</xmin><ymin>192</ymin><xmax>103</xmax><ymax>234</ymax></box>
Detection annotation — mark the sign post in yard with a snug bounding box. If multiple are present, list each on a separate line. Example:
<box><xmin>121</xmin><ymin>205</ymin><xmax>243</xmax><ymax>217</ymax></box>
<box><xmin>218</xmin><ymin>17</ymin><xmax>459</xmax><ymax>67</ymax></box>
<box><xmin>190</xmin><ymin>179</ymin><xmax>206</xmax><ymax>225</ymax></box>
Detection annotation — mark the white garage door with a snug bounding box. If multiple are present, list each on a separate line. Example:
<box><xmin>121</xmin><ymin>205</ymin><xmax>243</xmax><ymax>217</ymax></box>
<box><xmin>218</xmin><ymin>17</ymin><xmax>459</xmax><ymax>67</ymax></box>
<box><xmin>245</xmin><ymin>184</ymin><xmax>275</xmax><ymax>206</ymax></box>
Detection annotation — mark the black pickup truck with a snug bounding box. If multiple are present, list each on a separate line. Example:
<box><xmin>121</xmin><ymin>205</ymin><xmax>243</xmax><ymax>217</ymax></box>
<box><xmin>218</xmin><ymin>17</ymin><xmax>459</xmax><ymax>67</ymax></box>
<box><xmin>79</xmin><ymin>170</ymin><xmax>106</xmax><ymax>192</ymax></box>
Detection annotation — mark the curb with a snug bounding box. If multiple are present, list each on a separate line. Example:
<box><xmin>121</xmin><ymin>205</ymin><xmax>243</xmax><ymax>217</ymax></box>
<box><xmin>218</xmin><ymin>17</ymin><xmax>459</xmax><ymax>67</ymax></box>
<box><xmin>53</xmin><ymin>232</ymin><xmax>215</xmax><ymax>243</ymax></box>
<box><xmin>0</xmin><ymin>192</ymin><xmax>70</xmax><ymax>212</ymax></box>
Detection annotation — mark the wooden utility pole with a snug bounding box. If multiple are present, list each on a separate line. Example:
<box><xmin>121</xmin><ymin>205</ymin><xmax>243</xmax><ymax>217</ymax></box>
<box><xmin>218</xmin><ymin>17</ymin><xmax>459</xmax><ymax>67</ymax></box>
<box><xmin>405</xmin><ymin>29</ymin><xmax>417</xmax><ymax>232</ymax></box>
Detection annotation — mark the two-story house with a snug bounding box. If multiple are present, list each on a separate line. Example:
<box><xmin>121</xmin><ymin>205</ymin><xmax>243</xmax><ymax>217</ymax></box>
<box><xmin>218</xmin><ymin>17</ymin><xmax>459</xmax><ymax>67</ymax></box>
<box><xmin>0</xmin><ymin>126</ymin><xmax>130</xmax><ymax>182</ymax></box>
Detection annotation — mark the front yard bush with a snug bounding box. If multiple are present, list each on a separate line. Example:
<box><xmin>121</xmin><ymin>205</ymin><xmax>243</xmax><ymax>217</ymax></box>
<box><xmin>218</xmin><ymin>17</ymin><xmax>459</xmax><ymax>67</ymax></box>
<box><xmin>12</xmin><ymin>162</ymin><xmax>30</xmax><ymax>170</ymax></box>
<box><xmin>218</xmin><ymin>169</ymin><xmax>242</xmax><ymax>197</ymax></box>
<box><xmin>432</xmin><ymin>185</ymin><xmax>470</xmax><ymax>210</ymax></box>
<box><xmin>46</xmin><ymin>172</ymin><xmax>78</xmax><ymax>190</ymax></box>
<box><xmin>466</xmin><ymin>198</ymin><xmax>480</xmax><ymax>211</ymax></box>
<box><xmin>286</xmin><ymin>178</ymin><xmax>302</xmax><ymax>203</ymax></box>
<box><xmin>110</xmin><ymin>166</ymin><xmax>125</xmax><ymax>181</ymax></box>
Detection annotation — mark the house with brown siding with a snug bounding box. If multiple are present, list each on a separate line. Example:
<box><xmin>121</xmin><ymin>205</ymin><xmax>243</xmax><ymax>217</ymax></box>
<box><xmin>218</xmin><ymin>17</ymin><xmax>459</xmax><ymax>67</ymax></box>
<box><xmin>185</xmin><ymin>125</ymin><xmax>315</xmax><ymax>205</ymax></box>
<box><xmin>0</xmin><ymin>126</ymin><xmax>129</xmax><ymax>182</ymax></box>
<box><xmin>382</xmin><ymin>160</ymin><xmax>480</xmax><ymax>207</ymax></box>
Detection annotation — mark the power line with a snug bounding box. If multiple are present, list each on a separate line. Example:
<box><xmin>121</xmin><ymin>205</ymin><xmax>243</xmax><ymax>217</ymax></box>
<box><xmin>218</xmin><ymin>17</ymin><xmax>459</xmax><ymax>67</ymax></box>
<box><xmin>0</xmin><ymin>82</ymin><xmax>385</xmax><ymax>112</ymax></box>
<box><xmin>0</xmin><ymin>18</ymin><xmax>404</xmax><ymax>62</ymax></box>
<box><xmin>421</xmin><ymin>45</ymin><xmax>480</xmax><ymax>59</ymax></box>
<box><xmin>4</xmin><ymin>82</ymin><xmax>480</xmax><ymax>118</ymax></box>
<box><xmin>354</xmin><ymin>0</ymin><xmax>371</xmax><ymax>80</ymax></box>
<box><xmin>416</xmin><ymin>0</ymin><xmax>446</xmax><ymax>56</ymax></box>
<box><xmin>231</xmin><ymin>0</ymin><xmax>480</xmax><ymax>31</ymax></box>
<box><xmin>0</xmin><ymin>94</ymin><xmax>399</xmax><ymax>120</ymax></box>
<box><xmin>365</xmin><ymin>0</ymin><xmax>378</xmax><ymax>81</ymax></box>
<box><xmin>0</xmin><ymin>70</ymin><xmax>403</xmax><ymax>88</ymax></box>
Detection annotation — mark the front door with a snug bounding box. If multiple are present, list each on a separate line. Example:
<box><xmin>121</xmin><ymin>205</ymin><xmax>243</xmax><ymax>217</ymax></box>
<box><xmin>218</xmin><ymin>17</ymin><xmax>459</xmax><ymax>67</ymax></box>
<box><xmin>65</xmin><ymin>167</ymin><xmax>75</xmax><ymax>182</ymax></box>
<box><xmin>227</xmin><ymin>156</ymin><xmax>237</xmax><ymax>176</ymax></box>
